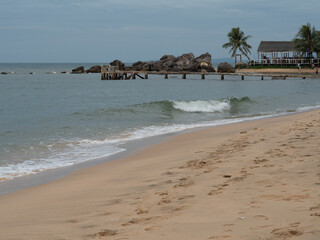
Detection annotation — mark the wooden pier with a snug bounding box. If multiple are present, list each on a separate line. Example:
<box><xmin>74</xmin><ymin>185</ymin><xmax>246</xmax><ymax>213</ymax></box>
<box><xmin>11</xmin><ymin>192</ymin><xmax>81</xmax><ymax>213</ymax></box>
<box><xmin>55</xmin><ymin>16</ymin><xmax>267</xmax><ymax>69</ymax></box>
<box><xmin>101</xmin><ymin>64</ymin><xmax>320</xmax><ymax>81</ymax></box>
<box><xmin>101</xmin><ymin>70</ymin><xmax>320</xmax><ymax>81</ymax></box>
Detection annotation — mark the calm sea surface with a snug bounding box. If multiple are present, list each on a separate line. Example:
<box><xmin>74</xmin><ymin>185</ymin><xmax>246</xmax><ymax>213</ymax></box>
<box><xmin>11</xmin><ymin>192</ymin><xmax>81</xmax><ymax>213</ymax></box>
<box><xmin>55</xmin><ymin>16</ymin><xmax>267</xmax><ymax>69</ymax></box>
<box><xmin>1</xmin><ymin>63</ymin><xmax>320</xmax><ymax>181</ymax></box>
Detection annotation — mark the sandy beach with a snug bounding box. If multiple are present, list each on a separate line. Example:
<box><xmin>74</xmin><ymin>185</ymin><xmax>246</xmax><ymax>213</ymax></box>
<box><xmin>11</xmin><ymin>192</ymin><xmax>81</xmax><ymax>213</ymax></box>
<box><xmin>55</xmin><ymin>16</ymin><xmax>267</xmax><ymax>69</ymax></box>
<box><xmin>0</xmin><ymin>110</ymin><xmax>320</xmax><ymax>240</ymax></box>
<box><xmin>236</xmin><ymin>68</ymin><xmax>319</xmax><ymax>75</ymax></box>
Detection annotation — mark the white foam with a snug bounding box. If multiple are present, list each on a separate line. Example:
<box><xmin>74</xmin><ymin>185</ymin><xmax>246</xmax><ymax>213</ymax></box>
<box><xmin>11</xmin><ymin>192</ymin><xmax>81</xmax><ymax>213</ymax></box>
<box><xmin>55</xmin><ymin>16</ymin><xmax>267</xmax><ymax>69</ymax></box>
<box><xmin>0</xmin><ymin>143</ymin><xmax>125</xmax><ymax>182</ymax></box>
<box><xmin>173</xmin><ymin>100</ymin><xmax>230</xmax><ymax>113</ymax></box>
<box><xmin>297</xmin><ymin>104</ymin><xmax>320</xmax><ymax>112</ymax></box>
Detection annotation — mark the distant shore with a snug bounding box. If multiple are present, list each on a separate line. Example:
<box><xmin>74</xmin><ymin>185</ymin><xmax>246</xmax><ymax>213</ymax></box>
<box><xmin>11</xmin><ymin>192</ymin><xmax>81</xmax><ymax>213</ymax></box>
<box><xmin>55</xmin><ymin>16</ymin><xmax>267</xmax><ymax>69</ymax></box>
<box><xmin>0</xmin><ymin>110</ymin><xmax>319</xmax><ymax>239</ymax></box>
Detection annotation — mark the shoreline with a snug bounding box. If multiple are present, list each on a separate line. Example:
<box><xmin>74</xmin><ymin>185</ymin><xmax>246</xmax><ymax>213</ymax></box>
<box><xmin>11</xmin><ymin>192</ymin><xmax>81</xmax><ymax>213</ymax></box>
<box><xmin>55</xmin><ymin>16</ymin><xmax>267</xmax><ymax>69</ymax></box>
<box><xmin>236</xmin><ymin>68</ymin><xmax>319</xmax><ymax>75</ymax></box>
<box><xmin>0</xmin><ymin>110</ymin><xmax>303</xmax><ymax>196</ymax></box>
<box><xmin>0</xmin><ymin>109</ymin><xmax>319</xmax><ymax>239</ymax></box>
<box><xmin>0</xmin><ymin>131</ymin><xmax>174</xmax><ymax>196</ymax></box>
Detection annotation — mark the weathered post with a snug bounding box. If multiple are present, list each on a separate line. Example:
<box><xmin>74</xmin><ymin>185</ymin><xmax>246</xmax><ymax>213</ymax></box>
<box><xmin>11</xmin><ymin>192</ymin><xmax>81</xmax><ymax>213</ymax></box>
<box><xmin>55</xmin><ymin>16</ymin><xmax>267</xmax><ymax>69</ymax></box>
<box><xmin>201</xmin><ymin>74</ymin><xmax>205</xmax><ymax>79</ymax></box>
<box><xmin>145</xmin><ymin>73</ymin><xmax>148</xmax><ymax>79</ymax></box>
<box><xmin>165</xmin><ymin>73</ymin><xmax>168</xmax><ymax>79</ymax></box>
<box><xmin>221</xmin><ymin>74</ymin><xmax>224</xmax><ymax>80</ymax></box>
<box><xmin>241</xmin><ymin>75</ymin><xmax>244</xmax><ymax>80</ymax></box>
<box><xmin>261</xmin><ymin>76</ymin><xmax>264</xmax><ymax>80</ymax></box>
<box><xmin>132</xmin><ymin>72</ymin><xmax>136</xmax><ymax>79</ymax></box>
<box><xmin>182</xmin><ymin>73</ymin><xmax>186</xmax><ymax>79</ymax></box>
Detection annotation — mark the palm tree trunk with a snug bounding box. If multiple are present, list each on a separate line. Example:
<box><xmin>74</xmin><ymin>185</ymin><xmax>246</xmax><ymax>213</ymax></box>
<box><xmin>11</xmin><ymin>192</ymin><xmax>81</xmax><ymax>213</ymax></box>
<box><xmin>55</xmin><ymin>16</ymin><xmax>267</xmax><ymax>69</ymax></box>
<box><xmin>239</xmin><ymin>48</ymin><xmax>251</xmax><ymax>61</ymax></box>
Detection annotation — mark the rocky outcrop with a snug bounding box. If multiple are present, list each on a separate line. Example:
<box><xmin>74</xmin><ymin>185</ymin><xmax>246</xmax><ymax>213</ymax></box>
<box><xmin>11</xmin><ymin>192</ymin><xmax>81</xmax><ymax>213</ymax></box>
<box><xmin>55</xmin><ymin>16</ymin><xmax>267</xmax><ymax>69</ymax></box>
<box><xmin>86</xmin><ymin>65</ymin><xmax>101</xmax><ymax>73</ymax></box>
<box><xmin>217</xmin><ymin>62</ymin><xmax>235</xmax><ymax>73</ymax></box>
<box><xmin>130</xmin><ymin>52</ymin><xmax>215</xmax><ymax>72</ymax></box>
<box><xmin>71</xmin><ymin>66</ymin><xmax>85</xmax><ymax>74</ymax></box>
<box><xmin>68</xmin><ymin>53</ymin><xmax>215</xmax><ymax>74</ymax></box>
<box><xmin>109</xmin><ymin>60</ymin><xmax>125</xmax><ymax>70</ymax></box>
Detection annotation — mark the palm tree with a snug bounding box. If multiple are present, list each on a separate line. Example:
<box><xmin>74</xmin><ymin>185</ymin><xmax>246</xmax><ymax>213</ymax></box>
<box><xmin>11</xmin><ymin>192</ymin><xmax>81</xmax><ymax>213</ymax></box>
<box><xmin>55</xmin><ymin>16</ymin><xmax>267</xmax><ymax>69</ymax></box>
<box><xmin>222</xmin><ymin>27</ymin><xmax>252</xmax><ymax>63</ymax></box>
<box><xmin>316</xmin><ymin>31</ymin><xmax>320</xmax><ymax>58</ymax></box>
<box><xmin>293</xmin><ymin>23</ymin><xmax>320</xmax><ymax>58</ymax></box>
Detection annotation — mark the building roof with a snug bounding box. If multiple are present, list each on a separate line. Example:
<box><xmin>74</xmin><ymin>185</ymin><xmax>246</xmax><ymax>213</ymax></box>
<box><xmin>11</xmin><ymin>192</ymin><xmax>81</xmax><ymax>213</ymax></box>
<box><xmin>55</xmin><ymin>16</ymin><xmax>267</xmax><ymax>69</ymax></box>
<box><xmin>257</xmin><ymin>41</ymin><xmax>296</xmax><ymax>52</ymax></box>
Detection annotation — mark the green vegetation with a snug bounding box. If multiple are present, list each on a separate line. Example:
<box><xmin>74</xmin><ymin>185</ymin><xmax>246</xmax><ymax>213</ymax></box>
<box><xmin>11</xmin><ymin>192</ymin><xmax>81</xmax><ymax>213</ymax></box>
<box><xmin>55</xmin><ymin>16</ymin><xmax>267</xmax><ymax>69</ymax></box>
<box><xmin>222</xmin><ymin>27</ymin><xmax>252</xmax><ymax>61</ymax></box>
<box><xmin>292</xmin><ymin>23</ymin><xmax>320</xmax><ymax>58</ymax></box>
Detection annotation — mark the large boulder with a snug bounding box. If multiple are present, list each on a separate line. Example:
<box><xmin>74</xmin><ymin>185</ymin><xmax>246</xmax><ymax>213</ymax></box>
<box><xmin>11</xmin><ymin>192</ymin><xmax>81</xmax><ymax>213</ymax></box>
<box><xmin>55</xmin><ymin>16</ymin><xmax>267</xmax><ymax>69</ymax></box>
<box><xmin>192</xmin><ymin>52</ymin><xmax>215</xmax><ymax>72</ymax></box>
<box><xmin>86</xmin><ymin>65</ymin><xmax>101</xmax><ymax>73</ymax></box>
<box><xmin>109</xmin><ymin>60</ymin><xmax>125</xmax><ymax>70</ymax></box>
<box><xmin>131</xmin><ymin>61</ymin><xmax>147</xmax><ymax>71</ymax></box>
<box><xmin>217</xmin><ymin>62</ymin><xmax>235</xmax><ymax>73</ymax></box>
<box><xmin>172</xmin><ymin>53</ymin><xmax>195</xmax><ymax>71</ymax></box>
<box><xmin>71</xmin><ymin>66</ymin><xmax>85</xmax><ymax>74</ymax></box>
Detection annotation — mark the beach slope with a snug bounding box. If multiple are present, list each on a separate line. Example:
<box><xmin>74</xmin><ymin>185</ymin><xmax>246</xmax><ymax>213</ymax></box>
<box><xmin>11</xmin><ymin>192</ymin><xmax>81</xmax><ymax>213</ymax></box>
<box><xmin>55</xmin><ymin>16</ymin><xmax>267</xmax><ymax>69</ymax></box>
<box><xmin>0</xmin><ymin>110</ymin><xmax>320</xmax><ymax>239</ymax></box>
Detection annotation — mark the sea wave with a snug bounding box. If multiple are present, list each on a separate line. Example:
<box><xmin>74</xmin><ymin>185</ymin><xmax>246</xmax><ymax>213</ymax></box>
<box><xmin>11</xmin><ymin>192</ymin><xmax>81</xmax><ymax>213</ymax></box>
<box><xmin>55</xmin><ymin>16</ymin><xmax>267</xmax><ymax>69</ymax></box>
<box><xmin>172</xmin><ymin>100</ymin><xmax>230</xmax><ymax>113</ymax></box>
<box><xmin>71</xmin><ymin>97</ymin><xmax>254</xmax><ymax>117</ymax></box>
<box><xmin>172</xmin><ymin>97</ymin><xmax>253</xmax><ymax>113</ymax></box>
<box><xmin>296</xmin><ymin>104</ymin><xmax>320</xmax><ymax>112</ymax></box>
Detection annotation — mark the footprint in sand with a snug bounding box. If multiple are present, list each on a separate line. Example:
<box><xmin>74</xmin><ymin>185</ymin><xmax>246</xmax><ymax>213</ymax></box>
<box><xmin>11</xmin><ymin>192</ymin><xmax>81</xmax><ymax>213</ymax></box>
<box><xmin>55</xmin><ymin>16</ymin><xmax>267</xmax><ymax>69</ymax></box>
<box><xmin>93</xmin><ymin>229</ymin><xmax>117</xmax><ymax>237</ymax></box>
<box><xmin>174</xmin><ymin>177</ymin><xmax>194</xmax><ymax>188</ymax></box>
<box><xmin>208</xmin><ymin>235</ymin><xmax>231</xmax><ymax>239</ymax></box>
<box><xmin>254</xmin><ymin>215</ymin><xmax>269</xmax><ymax>220</ymax></box>
<box><xmin>271</xmin><ymin>228</ymin><xmax>303</xmax><ymax>238</ymax></box>
<box><xmin>66</xmin><ymin>219</ymin><xmax>81</xmax><ymax>224</ymax></box>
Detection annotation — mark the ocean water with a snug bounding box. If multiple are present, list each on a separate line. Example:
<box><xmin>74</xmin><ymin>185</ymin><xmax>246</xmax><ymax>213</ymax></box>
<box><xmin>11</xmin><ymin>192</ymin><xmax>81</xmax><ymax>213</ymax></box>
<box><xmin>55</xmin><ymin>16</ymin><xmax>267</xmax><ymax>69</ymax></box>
<box><xmin>1</xmin><ymin>63</ymin><xmax>320</xmax><ymax>182</ymax></box>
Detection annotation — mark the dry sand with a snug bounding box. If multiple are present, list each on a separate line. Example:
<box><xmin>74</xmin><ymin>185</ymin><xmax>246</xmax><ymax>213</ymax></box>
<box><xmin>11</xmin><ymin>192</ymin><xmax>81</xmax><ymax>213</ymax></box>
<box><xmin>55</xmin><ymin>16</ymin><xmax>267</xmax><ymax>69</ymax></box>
<box><xmin>0</xmin><ymin>110</ymin><xmax>320</xmax><ymax>240</ymax></box>
<box><xmin>236</xmin><ymin>68</ymin><xmax>319</xmax><ymax>75</ymax></box>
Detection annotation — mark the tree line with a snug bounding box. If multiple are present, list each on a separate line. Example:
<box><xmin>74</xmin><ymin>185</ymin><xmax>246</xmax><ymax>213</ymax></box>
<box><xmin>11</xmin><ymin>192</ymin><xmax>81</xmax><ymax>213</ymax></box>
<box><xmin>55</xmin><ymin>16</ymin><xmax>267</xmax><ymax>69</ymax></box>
<box><xmin>223</xmin><ymin>23</ymin><xmax>320</xmax><ymax>62</ymax></box>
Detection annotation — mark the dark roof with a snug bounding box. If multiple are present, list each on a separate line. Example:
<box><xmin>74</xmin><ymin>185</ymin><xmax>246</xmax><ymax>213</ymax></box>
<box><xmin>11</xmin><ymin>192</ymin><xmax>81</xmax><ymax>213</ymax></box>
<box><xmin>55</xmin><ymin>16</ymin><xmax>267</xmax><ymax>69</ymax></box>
<box><xmin>257</xmin><ymin>41</ymin><xmax>296</xmax><ymax>52</ymax></box>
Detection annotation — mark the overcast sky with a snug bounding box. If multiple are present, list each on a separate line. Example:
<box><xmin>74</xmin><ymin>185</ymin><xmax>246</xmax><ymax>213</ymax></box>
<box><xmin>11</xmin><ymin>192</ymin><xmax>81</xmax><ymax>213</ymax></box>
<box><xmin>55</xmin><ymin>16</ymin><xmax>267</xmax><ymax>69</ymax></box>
<box><xmin>1</xmin><ymin>0</ymin><xmax>319</xmax><ymax>63</ymax></box>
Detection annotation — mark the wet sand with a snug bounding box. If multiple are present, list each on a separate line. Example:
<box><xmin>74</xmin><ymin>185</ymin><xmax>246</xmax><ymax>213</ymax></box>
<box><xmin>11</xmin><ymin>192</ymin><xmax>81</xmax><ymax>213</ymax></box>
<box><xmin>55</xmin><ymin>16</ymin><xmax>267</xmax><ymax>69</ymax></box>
<box><xmin>0</xmin><ymin>110</ymin><xmax>320</xmax><ymax>239</ymax></box>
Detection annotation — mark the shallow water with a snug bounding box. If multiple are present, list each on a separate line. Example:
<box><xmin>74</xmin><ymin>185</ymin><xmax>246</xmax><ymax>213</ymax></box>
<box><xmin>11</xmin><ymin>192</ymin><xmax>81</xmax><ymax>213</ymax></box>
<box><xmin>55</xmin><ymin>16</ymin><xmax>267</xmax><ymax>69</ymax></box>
<box><xmin>1</xmin><ymin>63</ymin><xmax>320</xmax><ymax>181</ymax></box>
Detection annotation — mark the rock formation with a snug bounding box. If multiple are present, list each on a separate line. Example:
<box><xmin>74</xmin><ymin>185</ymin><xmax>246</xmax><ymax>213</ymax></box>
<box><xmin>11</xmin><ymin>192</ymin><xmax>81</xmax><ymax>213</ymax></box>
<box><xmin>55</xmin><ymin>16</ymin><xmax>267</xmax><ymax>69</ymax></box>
<box><xmin>70</xmin><ymin>53</ymin><xmax>215</xmax><ymax>74</ymax></box>
<box><xmin>71</xmin><ymin>66</ymin><xmax>85</xmax><ymax>74</ymax></box>
<box><xmin>130</xmin><ymin>52</ymin><xmax>215</xmax><ymax>72</ymax></box>
<box><xmin>109</xmin><ymin>60</ymin><xmax>125</xmax><ymax>71</ymax></box>
<box><xmin>217</xmin><ymin>62</ymin><xmax>235</xmax><ymax>73</ymax></box>
<box><xmin>86</xmin><ymin>65</ymin><xmax>101</xmax><ymax>73</ymax></box>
